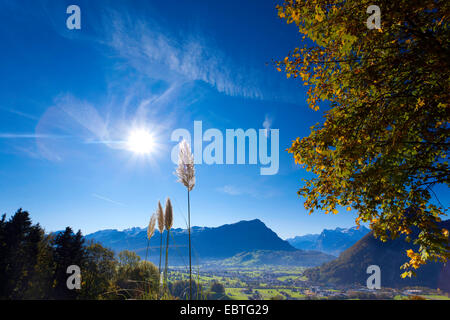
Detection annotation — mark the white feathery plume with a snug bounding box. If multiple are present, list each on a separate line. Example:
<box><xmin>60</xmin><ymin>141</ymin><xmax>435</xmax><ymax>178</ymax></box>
<box><xmin>163</xmin><ymin>198</ymin><xmax>173</xmax><ymax>296</ymax></box>
<box><xmin>147</xmin><ymin>213</ymin><xmax>156</xmax><ymax>240</ymax></box>
<box><xmin>175</xmin><ymin>139</ymin><xmax>195</xmax><ymax>191</ymax></box>
<box><xmin>157</xmin><ymin>201</ymin><xmax>165</xmax><ymax>233</ymax></box>
<box><xmin>174</xmin><ymin>139</ymin><xmax>195</xmax><ymax>299</ymax></box>
<box><xmin>164</xmin><ymin>198</ymin><xmax>173</xmax><ymax>231</ymax></box>
<box><xmin>157</xmin><ymin>201</ymin><xmax>165</xmax><ymax>291</ymax></box>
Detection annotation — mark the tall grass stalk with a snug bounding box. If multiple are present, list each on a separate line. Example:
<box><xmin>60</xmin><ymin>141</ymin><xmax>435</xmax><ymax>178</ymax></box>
<box><xmin>156</xmin><ymin>201</ymin><xmax>165</xmax><ymax>274</ymax></box>
<box><xmin>145</xmin><ymin>213</ymin><xmax>156</xmax><ymax>262</ymax></box>
<box><xmin>175</xmin><ymin>139</ymin><xmax>195</xmax><ymax>299</ymax></box>
<box><xmin>188</xmin><ymin>189</ymin><xmax>192</xmax><ymax>299</ymax></box>
<box><xmin>144</xmin><ymin>213</ymin><xmax>156</xmax><ymax>298</ymax></box>
<box><xmin>163</xmin><ymin>198</ymin><xmax>173</xmax><ymax>297</ymax></box>
<box><xmin>156</xmin><ymin>201</ymin><xmax>165</xmax><ymax>299</ymax></box>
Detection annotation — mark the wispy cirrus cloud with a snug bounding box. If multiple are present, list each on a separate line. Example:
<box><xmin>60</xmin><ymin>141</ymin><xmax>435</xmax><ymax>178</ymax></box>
<box><xmin>0</xmin><ymin>107</ymin><xmax>40</xmax><ymax>121</ymax></box>
<box><xmin>92</xmin><ymin>193</ymin><xmax>126</xmax><ymax>206</ymax></box>
<box><xmin>216</xmin><ymin>185</ymin><xmax>261</xmax><ymax>198</ymax></box>
<box><xmin>217</xmin><ymin>185</ymin><xmax>245</xmax><ymax>196</ymax></box>
<box><xmin>0</xmin><ymin>133</ymin><xmax>66</xmax><ymax>139</ymax></box>
<box><xmin>0</xmin><ymin>133</ymin><xmax>68</xmax><ymax>160</ymax></box>
<box><xmin>101</xmin><ymin>11</ymin><xmax>264</xmax><ymax>99</ymax></box>
<box><xmin>262</xmin><ymin>114</ymin><xmax>273</xmax><ymax>137</ymax></box>
<box><xmin>217</xmin><ymin>183</ymin><xmax>280</xmax><ymax>199</ymax></box>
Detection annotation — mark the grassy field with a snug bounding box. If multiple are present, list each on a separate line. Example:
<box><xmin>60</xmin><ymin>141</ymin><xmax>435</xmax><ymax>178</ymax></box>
<box><xmin>168</xmin><ymin>266</ymin><xmax>448</xmax><ymax>300</ymax></box>
<box><xmin>224</xmin><ymin>287</ymin><xmax>307</xmax><ymax>300</ymax></box>
<box><xmin>276</xmin><ymin>275</ymin><xmax>300</xmax><ymax>281</ymax></box>
<box><xmin>394</xmin><ymin>294</ymin><xmax>449</xmax><ymax>300</ymax></box>
<box><xmin>225</xmin><ymin>288</ymin><xmax>249</xmax><ymax>300</ymax></box>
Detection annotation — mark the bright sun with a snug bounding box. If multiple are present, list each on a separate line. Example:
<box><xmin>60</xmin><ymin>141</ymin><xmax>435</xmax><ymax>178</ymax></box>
<box><xmin>126</xmin><ymin>129</ymin><xmax>155</xmax><ymax>155</ymax></box>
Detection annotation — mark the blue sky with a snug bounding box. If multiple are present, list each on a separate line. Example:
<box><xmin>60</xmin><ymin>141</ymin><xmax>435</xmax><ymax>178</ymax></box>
<box><xmin>2</xmin><ymin>0</ymin><xmax>445</xmax><ymax>239</ymax></box>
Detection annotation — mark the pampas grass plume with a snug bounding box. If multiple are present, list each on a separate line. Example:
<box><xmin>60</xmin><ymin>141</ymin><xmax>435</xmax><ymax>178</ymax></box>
<box><xmin>147</xmin><ymin>213</ymin><xmax>156</xmax><ymax>240</ymax></box>
<box><xmin>164</xmin><ymin>198</ymin><xmax>173</xmax><ymax>230</ymax></box>
<box><xmin>157</xmin><ymin>201</ymin><xmax>165</xmax><ymax>233</ymax></box>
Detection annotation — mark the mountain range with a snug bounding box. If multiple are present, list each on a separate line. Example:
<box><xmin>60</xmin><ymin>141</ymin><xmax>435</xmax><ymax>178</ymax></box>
<box><xmin>287</xmin><ymin>226</ymin><xmax>370</xmax><ymax>256</ymax></box>
<box><xmin>86</xmin><ymin>218</ymin><xmax>450</xmax><ymax>290</ymax></box>
<box><xmin>214</xmin><ymin>250</ymin><xmax>335</xmax><ymax>267</ymax></box>
<box><xmin>304</xmin><ymin>220</ymin><xmax>450</xmax><ymax>291</ymax></box>
<box><xmin>85</xmin><ymin>219</ymin><xmax>333</xmax><ymax>266</ymax></box>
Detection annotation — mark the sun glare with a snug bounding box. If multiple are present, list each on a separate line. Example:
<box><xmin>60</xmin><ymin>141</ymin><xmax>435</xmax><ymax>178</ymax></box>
<box><xmin>126</xmin><ymin>129</ymin><xmax>155</xmax><ymax>155</ymax></box>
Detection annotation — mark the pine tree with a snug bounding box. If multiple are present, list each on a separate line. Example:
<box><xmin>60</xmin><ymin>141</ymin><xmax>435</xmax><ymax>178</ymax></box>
<box><xmin>52</xmin><ymin>227</ymin><xmax>86</xmax><ymax>299</ymax></box>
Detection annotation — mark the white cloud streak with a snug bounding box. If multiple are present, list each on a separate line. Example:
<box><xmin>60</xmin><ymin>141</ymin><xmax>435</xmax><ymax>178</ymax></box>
<box><xmin>216</xmin><ymin>185</ymin><xmax>260</xmax><ymax>198</ymax></box>
<box><xmin>0</xmin><ymin>133</ymin><xmax>67</xmax><ymax>139</ymax></box>
<box><xmin>263</xmin><ymin>114</ymin><xmax>273</xmax><ymax>137</ymax></box>
<box><xmin>0</xmin><ymin>107</ymin><xmax>40</xmax><ymax>121</ymax></box>
<box><xmin>92</xmin><ymin>193</ymin><xmax>125</xmax><ymax>206</ymax></box>
<box><xmin>103</xmin><ymin>12</ymin><xmax>264</xmax><ymax>99</ymax></box>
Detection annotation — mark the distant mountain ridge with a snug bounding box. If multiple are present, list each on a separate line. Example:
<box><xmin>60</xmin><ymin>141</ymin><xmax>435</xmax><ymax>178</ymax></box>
<box><xmin>304</xmin><ymin>220</ymin><xmax>450</xmax><ymax>291</ymax></box>
<box><xmin>213</xmin><ymin>249</ymin><xmax>335</xmax><ymax>267</ymax></box>
<box><xmin>86</xmin><ymin>219</ymin><xmax>299</xmax><ymax>265</ymax></box>
<box><xmin>287</xmin><ymin>226</ymin><xmax>370</xmax><ymax>255</ymax></box>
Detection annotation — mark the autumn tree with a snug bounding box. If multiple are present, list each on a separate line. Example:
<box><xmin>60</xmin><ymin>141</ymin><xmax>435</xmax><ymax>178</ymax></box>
<box><xmin>207</xmin><ymin>281</ymin><xmax>229</xmax><ymax>300</ymax></box>
<box><xmin>276</xmin><ymin>0</ymin><xmax>449</xmax><ymax>277</ymax></box>
<box><xmin>79</xmin><ymin>241</ymin><xmax>117</xmax><ymax>299</ymax></box>
<box><xmin>25</xmin><ymin>234</ymin><xmax>55</xmax><ymax>299</ymax></box>
<box><xmin>114</xmin><ymin>250</ymin><xmax>159</xmax><ymax>299</ymax></box>
<box><xmin>171</xmin><ymin>279</ymin><xmax>203</xmax><ymax>300</ymax></box>
<box><xmin>210</xmin><ymin>281</ymin><xmax>225</xmax><ymax>295</ymax></box>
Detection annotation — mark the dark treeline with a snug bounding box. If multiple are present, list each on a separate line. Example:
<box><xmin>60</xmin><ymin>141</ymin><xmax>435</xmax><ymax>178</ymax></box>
<box><xmin>0</xmin><ymin>209</ymin><xmax>228</xmax><ymax>300</ymax></box>
<box><xmin>0</xmin><ymin>209</ymin><xmax>159</xmax><ymax>300</ymax></box>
